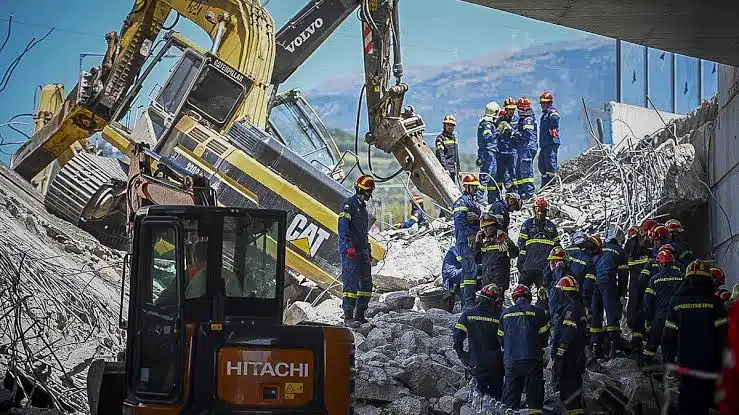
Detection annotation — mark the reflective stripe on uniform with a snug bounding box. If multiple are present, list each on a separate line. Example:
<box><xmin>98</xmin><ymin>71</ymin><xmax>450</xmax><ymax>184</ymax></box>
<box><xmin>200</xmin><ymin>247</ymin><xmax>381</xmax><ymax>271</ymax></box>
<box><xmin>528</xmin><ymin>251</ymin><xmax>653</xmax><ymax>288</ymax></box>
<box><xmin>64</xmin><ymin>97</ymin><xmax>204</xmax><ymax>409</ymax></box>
<box><xmin>655</xmin><ymin>277</ymin><xmax>683</xmax><ymax>284</ymax></box>
<box><xmin>715</xmin><ymin>317</ymin><xmax>729</xmax><ymax>327</ymax></box>
<box><xmin>569</xmin><ymin>257</ymin><xmax>587</xmax><ymax>266</ymax></box>
<box><xmin>538</xmin><ymin>323</ymin><xmax>549</xmax><ymax>334</ymax></box>
<box><xmin>525</xmin><ymin>238</ymin><xmax>555</xmax><ymax>246</ymax></box>
<box><xmin>664</xmin><ymin>320</ymin><xmax>678</xmax><ymax>330</ymax></box>
<box><xmin>339</xmin><ymin>212</ymin><xmax>351</xmax><ymax>220</ymax></box>
<box><xmin>453</xmin><ymin>206</ymin><xmax>469</xmax><ymax>213</ymax></box>
<box><xmin>357</xmin><ymin>290</ymin><xmax>372</xmax><ymax>297</ymax></box>
<box><xmin>606</xmin><ymin>325</ymin><xmax>620</xmax><ymax>332</ymax></box>
<box><xmin>585</xmin><ymin>274</ymin><xmax>596</xmax><ymax>280</ymax></box>
<box><xmin>343</xmin><ymin>291</ymin><xmax>357</xmax><ymax>298</ymax></box>
<box><xmin>455</xmin><ymin>323</ymin><xmax>467</xmax><ymax>331</ymax></box>
<box><xmin>645</xmin><ymin>288</ymin><xmax>655</xmax><ymax>295</ymax></box>
<box><xmin>468</xmin><ymin>316</ymin><xmax>499</xmax><ymax>323</ymax></box>
<box><xmin>563</xmin><ymin>320</ymin><xmax>578</xmax><ymax>328</ymax></box>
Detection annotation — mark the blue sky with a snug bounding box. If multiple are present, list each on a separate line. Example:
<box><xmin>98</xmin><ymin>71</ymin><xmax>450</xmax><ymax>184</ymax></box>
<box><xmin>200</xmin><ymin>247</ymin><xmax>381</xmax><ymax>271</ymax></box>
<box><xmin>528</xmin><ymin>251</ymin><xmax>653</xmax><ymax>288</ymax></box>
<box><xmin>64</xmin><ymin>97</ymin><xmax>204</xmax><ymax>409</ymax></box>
<box><xmin>0</xmin><ymin>0</ymin><xmax>717</xmax><ymax>163</ymax></box>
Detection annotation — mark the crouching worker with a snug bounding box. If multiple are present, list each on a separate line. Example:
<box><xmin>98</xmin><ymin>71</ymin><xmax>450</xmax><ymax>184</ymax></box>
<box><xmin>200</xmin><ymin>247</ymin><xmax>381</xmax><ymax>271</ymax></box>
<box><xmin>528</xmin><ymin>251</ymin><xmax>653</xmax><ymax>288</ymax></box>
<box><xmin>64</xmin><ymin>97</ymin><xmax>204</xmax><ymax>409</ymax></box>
<box><xmin>441</xmin><ymin>246</ymin><xmax>463</xmax><ymax>312</ymax></box>
<box><xmin>453</xmin><ymin>284</ymin><xmax>505</xmax><ymax>399</ymax></box>
<box><xmin>475</xmin><ymin>213</ymin><xmax>519</xmax><ymax>292</ymax></box>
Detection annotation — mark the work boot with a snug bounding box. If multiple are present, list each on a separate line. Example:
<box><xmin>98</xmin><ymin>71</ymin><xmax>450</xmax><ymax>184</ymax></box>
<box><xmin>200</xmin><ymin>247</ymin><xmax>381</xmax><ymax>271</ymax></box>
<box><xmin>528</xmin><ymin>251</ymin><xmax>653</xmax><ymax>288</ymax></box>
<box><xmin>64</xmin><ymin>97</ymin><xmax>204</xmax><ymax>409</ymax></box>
<box><xmin>343</xmin><ymin>310</ymin><xmax>355</xmax><ymax>326</ymax></box>
<box><xmin>592</xmin><ymin>343</ymin><xmax>604</xmax><ymax>359</ymax></box>
<box><xmin>608</xmin><ymin>341</ymin><xmax>617</xmax><ymax>360</ymax></box>
<box><xmin>354</xmin><ymin>310</ymin><xmax>368</xmax><ymax>324</ymax></box>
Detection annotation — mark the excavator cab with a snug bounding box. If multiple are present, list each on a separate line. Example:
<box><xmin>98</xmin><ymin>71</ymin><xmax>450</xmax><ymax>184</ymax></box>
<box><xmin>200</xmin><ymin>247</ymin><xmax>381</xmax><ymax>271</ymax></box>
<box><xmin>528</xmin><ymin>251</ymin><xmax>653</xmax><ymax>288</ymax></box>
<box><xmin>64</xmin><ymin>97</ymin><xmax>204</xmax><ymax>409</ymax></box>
<box><xmin>88</xmin><ymin>205</ymin><xmax>355</xmax><ymax>414</ymax></box>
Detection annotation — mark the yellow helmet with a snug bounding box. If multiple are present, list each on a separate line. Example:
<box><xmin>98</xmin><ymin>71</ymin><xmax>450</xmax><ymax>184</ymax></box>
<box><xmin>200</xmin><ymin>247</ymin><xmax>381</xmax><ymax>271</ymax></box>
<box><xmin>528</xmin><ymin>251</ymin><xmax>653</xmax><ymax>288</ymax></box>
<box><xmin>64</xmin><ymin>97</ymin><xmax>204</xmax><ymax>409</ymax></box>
<box><xmin>442</xmin><ymin>114</ymin><xmax>457</xmax><ymax>126</ymax></box>
<box><xmin>484</xmin><ymin>101</ymin><xmax>501</xmax><ymax>117</ymax></box>
<box><xmin>685</xmin><ymin>259</ymin><xmax>712</xmax><ymax>278</ymax></box>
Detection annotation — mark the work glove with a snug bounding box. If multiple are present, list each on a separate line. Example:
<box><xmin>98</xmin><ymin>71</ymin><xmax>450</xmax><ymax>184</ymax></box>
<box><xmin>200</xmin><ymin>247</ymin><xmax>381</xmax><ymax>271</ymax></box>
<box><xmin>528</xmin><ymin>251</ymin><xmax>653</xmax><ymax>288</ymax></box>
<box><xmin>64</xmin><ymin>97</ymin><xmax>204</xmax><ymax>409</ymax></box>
<box><xmin>496</xmin><ymin>121</ymin><xmax>512</xmax><ymax>135</ymax></box>
<box><xmin>346</xmin><ymin>246</ymin><xmax>357</xmax><ymax>260</ymax></box>
<box><xmin>466</xmin><ymin>211</ymin><xmax>479</xmax><ymax>222</ymax></box>
<box><xmin>475</xmin><ymin>158</ymin><xmax>483</xmax><ymax>167</ymax></box>
<box><xmin>537</xmin><ymin>286</ymin><xmax>548</xmax><ymax>302</ymax></box>
<box><xmin>475</xmin><ymin>230</ymin><xmax>485</xmax><ymax>245</ymax></box>
<box><xmin>392</xmin><ymin>223</ymin><xmax>402</xmax><ymax>230</ymax></box>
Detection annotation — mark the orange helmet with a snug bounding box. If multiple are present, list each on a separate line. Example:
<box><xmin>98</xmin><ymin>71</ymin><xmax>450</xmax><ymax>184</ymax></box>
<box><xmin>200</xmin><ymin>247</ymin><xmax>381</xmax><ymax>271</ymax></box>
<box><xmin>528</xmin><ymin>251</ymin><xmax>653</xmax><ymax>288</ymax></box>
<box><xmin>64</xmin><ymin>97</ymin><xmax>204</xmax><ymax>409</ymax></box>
<box><xmin>640</xmin><ymin>219</ymin><xmax>658</xmax><ymax>235</ymax></box>
<box><xmin>462</xmin><ymin>173</ymin><xmax>480</xmax><ymax>187</ymax></box>
<box><xmin>548</xmin><ymin>247</ymin><xmax>567</xmax><ymax>261</ymax></box>
<box><xmin>479</xmin><ymin>283</ymin><xmax>502</xmax><ymax>302</ymax></box>
<box><xmin>556</xmin><ymin>275</ymin><xmax>579</xmax><ymax>292</ymax></box>
<box><xmin>503</xmin><ymin>96</ymin><xmax>517</xmax><ymax>109</ymax></box>
<box><xmin>411</xmin><ymin>193</ymin><xmax>424</xmax><ymax>204</ymax></box>
<box><xmin>516</xmin><ymin>97</ymin><xmax>532</xmax><ymax>110</ymax></box>
<box><xmin>539</xmin><ymin>91</ymin><xmax>554</xmax><ymax>103</ymax></box>
<box><xmin>716</xmin><ymin>289</ymin><xmax>732</xmax><ymax>302</ymax></box>
<box><xmin>685</xmin><ymin>260</ymin><xmax>712</xmax><ymax>278</ymax></box>
<box><xmin>355</xmin><ymin>175</ymin><xmax>375</xmax><ymax>191</ymax></box>
<box><xmin>710</xmin><ymin>267</ymin><xmax>726</xmax><ymax>286</ymax></box>
<box><xmin>655</xmin><ymin>249</ymin><xmax>675</xmax><ymax>264</ymax></box>
<box><xmin>511</xmin><ymin>284</ymin><xmax>532</xmax><ymax>301</ymax></box>
<box><xmin>591</xmin><ymin>235</ymin><xmax>604</xmax><ymax>253</ymax></box>
<box><xmin>665</xmin><ymin>219</ymin><xmax>684</xmax><ymax>233</ymax></box>
<box><xmin>649</xmin><ymin>225</ymin><xmax>670</xmax><ymax>241</ymax></box>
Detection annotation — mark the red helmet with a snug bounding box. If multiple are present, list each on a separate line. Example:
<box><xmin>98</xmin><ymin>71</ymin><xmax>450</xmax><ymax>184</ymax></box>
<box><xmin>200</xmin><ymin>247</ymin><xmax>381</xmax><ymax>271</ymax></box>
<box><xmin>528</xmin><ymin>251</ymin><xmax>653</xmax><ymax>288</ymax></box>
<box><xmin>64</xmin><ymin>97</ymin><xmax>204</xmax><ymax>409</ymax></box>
<box><xmin>655</xmin><ymin>249</ymin><xmax>675</xmax><ymax>264</ymax></box>
<box><xmin>548</xmin><ymin>247</ymin><xmax>567</xmax><ymax>261</ymax></box>
<box><xmin>539</xmin><ymin>91</ymin><xmax>554</xmax><ymax>103</ymax></box>
<box><xmin>503</xmin><ymin>96</ymin><xmax>517</xmax><ymax>109</ymax></box>
<box><xmin>640</xmin><ymin>219</ymin><xmax>658</xmax><ymax>235</ymax></box>
<box><xmin>556</xmin><ymin>275</ymin><xmax>579</xmax><ymax>292</ymax></box>
<box><xmin>411</xmin><ymin>193</ymin><xmax>424</xmax><ymax>204</ymax></box>
<box><xmin>462</xmin><ymin>173</ymin><xmax>480</xmax><ymax>187</ymax></box>
<box><xmin>665</xmin><ymin>219</ymin><xmax>684</xmax><ymax>233</ymax></box>
<box><xmin>686</xmin><ymin>260</ymin><xmax>712</xmax><ymax>278</ymax></box>
<box><xmin>710</xmin><ymin>267</ymin><xmax>726</xmax><ymax>286</ymax></box>
<box><xmin>716</xmin><ymin>289</ymin><xmax>731</xmax><ymax>302</ymax></box>
<box><xmin>516</xmin><ymin>97</ymin><xmax>532</xmax><ymax>110</ymax></box>
<box><xmin>649</xmin><ymin>225</ymin><xmax>670</xmax><ymax>241</ymax></box>
<box><xmin>511</xmin><ymin>284</ymin><xmax>532</xmax><ymax>301</ymax></box>
<box><xmin>627</xmin><ymin>226</ymin><xmax>639</xmax><ymax>238</ymax></box>
<box><xmin>479</xmin><ymin>283</ymin><xmax>502</xmax><ymax>301</ymax></box>
<box><xmin>355</xmin><ymin>175</ymin><xmax>376</xmax><ymax>191</ymax></box>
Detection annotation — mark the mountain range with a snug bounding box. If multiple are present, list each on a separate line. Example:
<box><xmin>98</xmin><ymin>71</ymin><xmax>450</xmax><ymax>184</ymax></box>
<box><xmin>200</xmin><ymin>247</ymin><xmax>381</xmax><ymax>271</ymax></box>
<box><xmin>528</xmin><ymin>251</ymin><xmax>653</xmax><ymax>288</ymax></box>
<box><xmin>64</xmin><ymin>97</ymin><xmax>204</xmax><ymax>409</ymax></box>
<box><xmin>303</xmin><ymin>36</ymin><xmax>617</xmax><ymax>162</ymax></box>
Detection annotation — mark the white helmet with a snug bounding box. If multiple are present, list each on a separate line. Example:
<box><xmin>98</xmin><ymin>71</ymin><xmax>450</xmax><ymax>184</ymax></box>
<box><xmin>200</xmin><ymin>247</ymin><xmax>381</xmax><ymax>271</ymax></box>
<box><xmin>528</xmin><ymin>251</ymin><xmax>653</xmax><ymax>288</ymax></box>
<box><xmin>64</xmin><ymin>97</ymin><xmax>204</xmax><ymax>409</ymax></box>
<box><xmin>485</xmin><ymin>101</ymin><xmax>501</xmax><ymax>117</ymax></box>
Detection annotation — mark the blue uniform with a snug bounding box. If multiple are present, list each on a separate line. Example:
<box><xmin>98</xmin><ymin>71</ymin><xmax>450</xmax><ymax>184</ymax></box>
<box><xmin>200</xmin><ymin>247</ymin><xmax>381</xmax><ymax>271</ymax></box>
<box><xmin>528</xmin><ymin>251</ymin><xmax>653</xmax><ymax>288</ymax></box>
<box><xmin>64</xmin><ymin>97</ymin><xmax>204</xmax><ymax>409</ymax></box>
<box><xmin>494</xmin><ymin>114</ymin><xmax>517</xmax><ymax>201</ymax></box>
<box><xmin>498</xmin><ymin>298</ymin><xmax>549</xmax><ymax>412</ymax></box>
<box><xmin>517</xmin><ymin>217</ymin><xmax>560</xmax><ymax>287</ymax></box>
<box><xmin>670</xmin><ymin>237</ymin><xmax>694</xmax><ymax>268</ymax></box>
<box><xmin>591</xmin><ymin>241</ymin><xmax>629</xmax><ymax>344</ymax></box>
<box><xmin>338</xmin><ymin>195</ymin><xmax>372</xmax><ymax>315</ymax></box>
<box><xmin>538</xmin><ymin>106</ymin><xmax>561</xmax><ymax>188</ymax></box>
<box><xmin>453</xmin><ymin>193</ymin><xmax>481</xmax><ymax>309</ymax></box>
<box><xmin>551</xmin><ymin>298</ymin><xmax>588</xmax><ymax>414</ymax></box>
<box><xmin>489</xmin><ymin>199</ymin><xmax>510</xmax><ymax>231</ymax></box>
<box><xmin>513</xmin><ymin>110</ymin><xmax>537</xmax><ymax>199</ymax></box>
<box><xmin>543</xmin><ymin>263</ymin><xmax>573</xmax><ymax>321</ymax></box>
<box><xmin>435</xmin><ymin>131</ymin><xmax>459</xmax><ymax>182</ymax></box>
<box><xmin>453</xmin><ymin>304</ymin><xmax>504</xmax><ymax>398</ymax></box>
<box><xmin>476</xmin><ymin>117</ymin><xmax>499</xmax><ymax>204</ymax></box>
<box><xmin>401</xmin><ymin>205</ymin><xmax>427</xmax><ymax>229</ymax></box>
<box><xmin>475</xmin><ymin>231</ymin><xmax>519</xmax><ymax>291</ymax></box>
<box><xmin>442</xmin><ymin>246</ymin><xmax>462</xmax><ymax>292</ymax></box>
<box><xmin>626</xmin><ymin>248</ymin><xmax>651</xmax><ymax>346</ymax></box>
<box><xmin>641</xmin><ymin>265</ymin><xmax>683</xmax><ymax>359</ymax></box>
<box><xmin>566</xmin><ymin>246</ymin><xmax>597</xmax><ymax>307</ymax></box>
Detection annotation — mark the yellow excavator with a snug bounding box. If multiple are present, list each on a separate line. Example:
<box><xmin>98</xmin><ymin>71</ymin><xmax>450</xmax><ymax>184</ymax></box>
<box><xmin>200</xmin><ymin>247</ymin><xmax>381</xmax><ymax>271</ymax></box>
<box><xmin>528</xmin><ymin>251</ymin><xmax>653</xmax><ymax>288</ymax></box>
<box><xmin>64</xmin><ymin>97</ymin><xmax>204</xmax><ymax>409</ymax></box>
<box><xmin>11</xmin><ymin>0</ymin><xmax>461</xmax><ymax>297</ymax></box>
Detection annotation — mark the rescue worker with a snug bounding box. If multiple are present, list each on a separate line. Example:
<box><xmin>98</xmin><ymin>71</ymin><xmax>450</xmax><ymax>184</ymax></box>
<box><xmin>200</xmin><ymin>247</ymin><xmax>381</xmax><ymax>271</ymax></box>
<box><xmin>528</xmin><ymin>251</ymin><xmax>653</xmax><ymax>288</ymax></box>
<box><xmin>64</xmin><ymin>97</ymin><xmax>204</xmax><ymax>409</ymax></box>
<box><xmin>453</xmin><ymin>284</ymin><xmax>505</xmax><ymax>399</ymax></box>
<box><xmin>641</xmin><ymin>249</ymin><xmax>683</xmax><ymax>364</ymax></box>
<box><xmin>435</xmin><ymin>115</ymin><xmax>460</xmax><ymax>184</ymax></box>
<box><xmin>453</xmin><ymin>174</ymin><xmax>482</xmax><ymax>310</ymax></box>
<box><xmin>717</xmin><ymin>298</ymin><xmax>739</xmax><ymax>414</ymax></box>
<box><xmin>565</xmin><ymin>230</ymin><xmax>597</xmax><ymax>309</ymax></box>
<box><xmin>591</xmin><ymin>228</ymin><xmax>629</xmax><ymax>359</ymax></box>
<box><xmin>626</xmin><ymin>219</ymin><xmax>657</xmax><ymax>356</ymax></box>
<box><xmin>498</xmin><ymin>285</ymin><xmax>549</xmax><ymax>413</ymax></box>
<box><xmin>493</xmin><ymin>97</ymin><xmax>518</xmax><ymax>201</ymax></box>
<box><xmin>441</xmin><ymin>246</ymin><xmax>462</xmax><ymax>312</ymax></box>
<box><xmin>517</xmin><ymin>198</ymin><xmax>560</xmax><ymax>289</ymax></box>
<box><xmin>662</xmin><ymin>260</ymin><xmax>728</xmax><ymax>415</ymax></box>
<box><xmin>475</xmin><ymin>213</ymin><xmax>518</xmax><ymax>292</ymax></box>
<box><xmin>338</xmin><ymin>175</ymin><xmax>375</xmax><ymax>325</ymax></box>
<box><xmin>395</xmin><ymin>193</ymin><xmax>428</xmax><ymax>229</ymax></box>
<box><xmin>476</xmin><ymin>102</ymin><xmax>501</xmax><ymax>204</ymax></box>
<box><xmin>513</xmin><ymin>97</ymin><xmax>537</xmax><ymax>200</ymax></box>
<box><xmin>538</xmin><ymin>91</ymin><xmax>560</xmax><ymax>189</ymax></box>
<box><xmin>489</xmin><ymin>192</ymin><xmax>521</xmax><ymax>231</ymax></box>
<box><xmin>551</xmin><ymin>276</ymin><xmax>588</xmax><ymax>414</ymax></box>
<box><xmin>542</xmin><ymin>246</ymin><xmax>572</xmax><ymax>321</ymax></box>
<box><xmin>665</xmin><ymin>219</ymin><xmax>694</xmax><ymax>267</ymax></box>
<box><xmin>711</xmin><ymin>267</ymin><xmax>727</xmax><ymax>291</ymax></box>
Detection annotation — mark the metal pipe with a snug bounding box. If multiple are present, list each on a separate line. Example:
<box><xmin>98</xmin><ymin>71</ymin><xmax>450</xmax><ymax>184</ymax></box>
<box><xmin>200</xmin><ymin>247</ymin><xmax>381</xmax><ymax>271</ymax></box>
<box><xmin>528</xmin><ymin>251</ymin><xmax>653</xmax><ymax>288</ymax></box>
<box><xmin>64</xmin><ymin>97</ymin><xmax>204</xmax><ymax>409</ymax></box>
<box><xmin>211</xmin><ymin>19</ymin><xmax>227</xmax><ymax>54</ymax></box>
<box><xmin>644</xmin><ymin>45</ymin><xmax>649</xmax><ymax>108</ymax></box>
<box><xmin>698</xmin><ymin>58</ymin><xmax>703</xmax><ymax>104</ymax></box>
<box><xmin>616</xmin><ymin>39</ymin><xmax>622</xmax><ymax>103</ymax></box>
<box><xmin>671</xmin><ymin>52</ymin><xmax>677</xmax><ymax>113</ymax></box>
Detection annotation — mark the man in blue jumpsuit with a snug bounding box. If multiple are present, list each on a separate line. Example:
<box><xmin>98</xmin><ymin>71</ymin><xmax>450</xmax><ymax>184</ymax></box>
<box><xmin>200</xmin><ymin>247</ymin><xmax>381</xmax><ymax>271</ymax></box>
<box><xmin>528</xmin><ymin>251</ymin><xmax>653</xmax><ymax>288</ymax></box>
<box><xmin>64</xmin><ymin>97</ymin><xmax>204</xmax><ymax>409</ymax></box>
<box><xmin>338</xmin><ymin>175</ymin><xmax>375</xmax><ymax>325</ymax></box>
<box><xmin>453</xmin><ymin>174</ymin><xmax>482</xmax><ymax>310</ymax></box>
<box><xmin>517</xmin><ymin>198</ymin><xmax>560</xmax><ymax>289</ymax></box>
<box><xmin>396</xmin><ymin>193</ymin><xmax>428</xmax><ymax>229</ymax></box>
<box><xmin>551</xmin><ymin>276</ymin><xmax>588</xmax><ymax>414</ymax></box>
<box><xmin>435</xmin><ymin>115</ymin><xmax>460</xmax><ymax>184</ymax></box>
<box><xmin>489</xmin><ymin>192</ymin><xmax>521</xmax><ymax>232</ymax></box>
<box><xmin>665</xmin><ymin>219</ymin><xmax>694</xmax><ymax>267</ymax></box>
<box><xmin>513</xmin><ymin>97</ymin><xmax>537</xmax><ymax>201</ymax></box>
<box><xmin>441</xmin><ymin>246</ymin><xmax>462</xmax><ymax>312</ymax></box>
<box><xmin>538</xmin><ymin>91</ymin><xmax>560</xmax><ymax>189</ymax></box>
<box><xmin>493</xmin><ymin>97</ymin><xmax>518</xmax><ymax>201</ymax></box>
<box><xmin>453</xmin><ymin>284</ymin><xmax>505</xmax><ymax>399</ymax></box>
<box><xmin>641</xmin><ymin>248</ymin><xmax>683</xmax><ymax>364</ymax></box>
<box><xmin>498</xmin><ymin>284</ymin><xmax>549</xmax><ymax>413</ymax></box>
<box><xmin>663</xmin><ymin>260</ymin><xmax>728</xmax><ymax>415</ymax></box>
<box><xmin>476</xmin><ymin>101</ymin><xmax>501</xmax><ymax>204</ymax></box>
<box><xmin>566</xmin><ymin>230</ymin><xmax>597</xmax><ymax>309</ymax></box>
<box><xmin>591</xmin><ymin>227</ymin><xmax>629</xmax><ymax>358</ymax></box>
<box><xmin>542</xmin><ymin>247</ymin><xmax>572</xmax><ymax>322</ymax></box>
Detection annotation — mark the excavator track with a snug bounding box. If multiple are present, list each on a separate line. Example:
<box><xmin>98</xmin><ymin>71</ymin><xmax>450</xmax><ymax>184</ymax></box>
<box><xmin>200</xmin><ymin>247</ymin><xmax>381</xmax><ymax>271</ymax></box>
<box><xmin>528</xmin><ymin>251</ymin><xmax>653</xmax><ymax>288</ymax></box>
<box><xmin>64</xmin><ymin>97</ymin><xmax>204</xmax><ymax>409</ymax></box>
<box><xmin>44</xmin><ymin>152</ymin><xmax>128</xmax><ymax>250</ymax></box>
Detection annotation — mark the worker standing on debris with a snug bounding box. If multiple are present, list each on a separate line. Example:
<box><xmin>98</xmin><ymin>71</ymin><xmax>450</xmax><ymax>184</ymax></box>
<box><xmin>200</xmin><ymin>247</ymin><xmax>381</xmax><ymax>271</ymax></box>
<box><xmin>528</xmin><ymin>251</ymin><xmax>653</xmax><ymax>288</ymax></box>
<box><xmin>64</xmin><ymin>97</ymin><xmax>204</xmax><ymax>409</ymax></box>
<box><xmin>565</xmin><ymin>230</ymin><xmax>597</xmax><ymax>308</ymax></box>
<box><xmin>493</xmin><ymin>97</ymin><xmax>518</xmax><ymax>200</ymax></box>
<box><xmin>543</xmin><ymin>247</ymin><xmax>574</xmax><ymax>321</ymax></box>
<box><xmin>640</xmin><ymin>248</ymin><xmax>683</xmax><ymax>365</ymax></box>
<box><xmin>626</xmin><ymin>219</ymin><xmax>656</xmax><ymax>355</ymax></box>
<box><xmin>435</xmin><ymin>115</ymin><xmax>460</xmax><ymax>184</ymax></box>
<box><xmin>665</xmin><ymin>219</ymin><xmax>694</xmax><ymax>267</ymax></box>
<box><xmin>338</xmin><ymin>175</ymin><xmax>375</xmax><ymax>325</ymax></box>
<box><xmin>591</xmin><ymin>229</ymin><xmax>628</xmax><ymax>359</ymax></box>
<box><xmin>475</xmin><ymin>213</ymin><xmax>518</xmax><ymax>291</ymax></box>
<box><xmin>517</xmin><ymin>198</ymin><xmax>560</xmax><ymax>289</ymax></box>
<box><xmin>550</xmin><ymin>276</ymin><xmax>588</xmax><ymax>414</ymax></box>
<box><xmin>513</xmin><ymin>97</ymin><xmax>537</xmax><ymax>201</ymax></box>
<box><xmin>538</xmin><ymin>91</ymin><xmax>560</xmax><ymax>189</ymax></box>
<box><xmin>394</xmin><ymin>193</ymin><xmax>428</xmax><ymax>229</ymax></box>
<box><xmin>498</xmin><ymin>284</ymin><xmax>549</xmax><ymax>413</ymax></box>
<box><xmin>489</xmin><ymin>192</ymin><xmax>521</xmax><ymax>232</ymax></box>
<box><xmin>476</xmin><ymin>102</ymin><xmax>501</xmax><ymax>204</ymax></box>
<box><xmin>453</xmin><ymin>174</ymin><xmax>482</xmax><ymax>310</ymax></box>
<box><xmin>453</xmin><ymin>284</ymin><xmax>505</xmax><ymax>399</ymax></box>
<box><xmin>662</xmin><ymin>260</ymin><xmax>728</xmax><ymax>415</ymax></box>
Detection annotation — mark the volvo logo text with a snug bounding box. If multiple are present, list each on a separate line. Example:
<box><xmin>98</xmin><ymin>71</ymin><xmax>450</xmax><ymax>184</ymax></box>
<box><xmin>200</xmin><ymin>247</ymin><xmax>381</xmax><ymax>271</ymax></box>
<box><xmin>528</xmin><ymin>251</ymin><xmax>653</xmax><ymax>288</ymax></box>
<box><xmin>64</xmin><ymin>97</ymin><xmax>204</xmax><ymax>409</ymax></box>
<box><xmin>284</xmin><ymin>18</ymin><xmax>324</xmax><ymax>53</ymax></box>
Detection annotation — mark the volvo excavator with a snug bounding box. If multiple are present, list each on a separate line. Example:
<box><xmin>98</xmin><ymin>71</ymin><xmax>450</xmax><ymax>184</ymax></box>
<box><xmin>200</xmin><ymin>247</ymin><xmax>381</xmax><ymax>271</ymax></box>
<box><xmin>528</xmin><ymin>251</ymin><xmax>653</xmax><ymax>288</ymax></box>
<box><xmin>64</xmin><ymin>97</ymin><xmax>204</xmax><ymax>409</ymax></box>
<box><xmin>11</xmin><ymin>0</ymin><xmax>461</xmax><ymax>298</ymax></box>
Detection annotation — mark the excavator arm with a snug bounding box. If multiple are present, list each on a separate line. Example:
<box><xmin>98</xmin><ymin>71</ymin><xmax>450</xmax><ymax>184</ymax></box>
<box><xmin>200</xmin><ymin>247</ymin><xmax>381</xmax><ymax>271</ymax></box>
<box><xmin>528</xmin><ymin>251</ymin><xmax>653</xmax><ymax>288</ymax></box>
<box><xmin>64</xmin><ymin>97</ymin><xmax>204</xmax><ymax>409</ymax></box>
<box><xmin>272</xmin><ymin>0</ymin><xmax>460</xmax><ymax>208</ymax></box>
<box><xmin>12</xmin><ymin>0</ymin><xmax>275</xmax><ymax>182</ymax></box>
